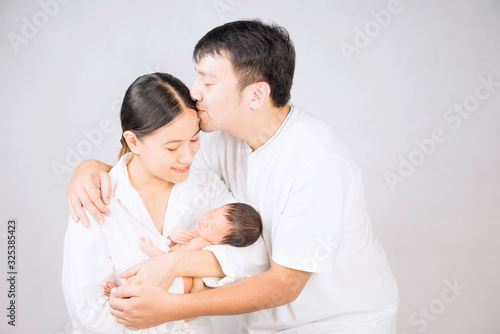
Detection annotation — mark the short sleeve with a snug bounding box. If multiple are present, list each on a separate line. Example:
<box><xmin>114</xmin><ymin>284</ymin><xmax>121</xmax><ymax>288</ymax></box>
<box><xmin>192</xmin><ymin>132</ymin><xmax>220</xmax><ymax>172</ymax></box>
<box><xmin>191</xmin><ymin>132</ymin><xmax>236</xmax><ymax>209</ymax></box>
<box><xmin>202</xmin><ymin>237</ymin><xmax>270</xmax><ymax>287</ymax></box>
<box><xmin>272</xmin><ymin>156</ymin><xmax>354</xmax><ymax>273</ymax></box>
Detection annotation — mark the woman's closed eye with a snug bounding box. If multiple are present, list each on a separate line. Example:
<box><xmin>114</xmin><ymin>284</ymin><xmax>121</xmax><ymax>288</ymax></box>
<box><xmin>167</xmin><ymin>146</ymin><xmax>180</xmax><ymax>152</ymax></box>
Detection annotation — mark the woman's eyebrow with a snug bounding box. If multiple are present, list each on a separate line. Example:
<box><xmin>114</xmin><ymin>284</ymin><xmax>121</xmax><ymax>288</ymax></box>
<box><xmin>163</xmin><ymin>129</ymin><xmax>201</xmax><ymax>145</ymax></box>
<box><xmin>163</xmin><ymin>139</ymin><xmax>182</xmax><ymax>145</ymax></box>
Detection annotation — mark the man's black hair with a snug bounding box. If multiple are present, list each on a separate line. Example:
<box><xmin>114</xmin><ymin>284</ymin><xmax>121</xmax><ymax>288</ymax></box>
<box><xmin>193</xmin><ymin>19</ymin><xmax>295</xmax><ymax>108</ymax></box>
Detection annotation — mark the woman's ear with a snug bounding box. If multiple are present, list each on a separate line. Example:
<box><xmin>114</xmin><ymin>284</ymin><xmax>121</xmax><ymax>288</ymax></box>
<box><xmin>123</xmin><ymin>131</ymin><xmax>140</xmax><ymax>154</ymax></box>
<box><xmin>248</xmin><ymin>81</ymin><xmax>271</xmax><ymax>110</ymax></box>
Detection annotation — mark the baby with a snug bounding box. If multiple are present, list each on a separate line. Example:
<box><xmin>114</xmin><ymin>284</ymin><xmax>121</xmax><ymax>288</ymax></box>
<box><xmin>104</xmin><ymin>203</ymin><xmax>262</xmax><ymax>296</ymax></box>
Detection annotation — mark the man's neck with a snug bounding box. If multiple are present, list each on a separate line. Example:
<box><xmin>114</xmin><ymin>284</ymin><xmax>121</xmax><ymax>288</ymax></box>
<box><xmin>232</xmin><ymin>104</ymin><xmax>291</xmax><ymax>151</ymax></box>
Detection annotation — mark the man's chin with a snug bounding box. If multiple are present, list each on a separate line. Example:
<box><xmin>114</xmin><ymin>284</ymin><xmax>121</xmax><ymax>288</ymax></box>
<box><xmin>199</xmin><ymin>121</ymin><xmax>216</xmax><ymax>133</ymax></box>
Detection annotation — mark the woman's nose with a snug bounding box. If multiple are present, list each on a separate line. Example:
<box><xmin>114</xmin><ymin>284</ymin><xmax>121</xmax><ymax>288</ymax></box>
<box><xmin>178</xmin><ymin>146</ymin><xmax>196</xmax><ymax>164</ymax></box>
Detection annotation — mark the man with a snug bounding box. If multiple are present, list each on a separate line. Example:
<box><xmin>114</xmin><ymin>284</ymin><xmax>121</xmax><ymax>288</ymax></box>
<box><xmin>67</xmin><ymin>20</ymin><xmax>399</xmax><ymax>333</ymax></box>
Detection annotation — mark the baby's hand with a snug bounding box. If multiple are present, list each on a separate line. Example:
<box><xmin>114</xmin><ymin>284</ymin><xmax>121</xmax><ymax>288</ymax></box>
<box><xmin>104</xmin><ymin>281</ymin><xmax>117</xmax><ymax>297</ymax></box>
<box><xmin>169</xmin><ymin>228</ymin><xmax>195</xmax><ymax>244</ymax></box>
<box><xmin>138</xmin><ymin>236</ymin><xmax>154</xmax><ymax>255</ymax></box>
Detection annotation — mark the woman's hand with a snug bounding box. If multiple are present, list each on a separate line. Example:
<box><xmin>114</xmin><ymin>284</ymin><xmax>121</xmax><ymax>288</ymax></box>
<box><xmin>118</xmin><ymin>252</ymin><xmax>178</xmax><ymax>291</ymax></box>
<box><xmin>66</xmin><ymin>159</ymin><xmax>113</xmax><ymax>227</ymax></box>
<box><xmin>119</xmin><ymin>250</ymin><xmax>225</xmax><ymax>290</ymax></box>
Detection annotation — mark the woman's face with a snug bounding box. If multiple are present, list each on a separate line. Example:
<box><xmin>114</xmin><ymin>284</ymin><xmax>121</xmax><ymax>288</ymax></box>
<box><xmin>135</xmin><ymin>108</ymin><xmax>200</xmax><ymax>184</ymax></box>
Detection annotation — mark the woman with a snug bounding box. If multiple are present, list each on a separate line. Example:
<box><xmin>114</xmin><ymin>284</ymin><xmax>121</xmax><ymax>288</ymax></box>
<box><xmin>62</xmin><ymin>73</ymin><xmax>236</xmax><ymax>333</ymax></box>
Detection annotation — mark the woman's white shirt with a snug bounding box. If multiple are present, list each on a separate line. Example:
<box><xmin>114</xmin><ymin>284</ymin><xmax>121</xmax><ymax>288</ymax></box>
<box><xmin>61</xmin><ymin>153</ymin><xmax>238</xmax><ymax>334</ymax></box>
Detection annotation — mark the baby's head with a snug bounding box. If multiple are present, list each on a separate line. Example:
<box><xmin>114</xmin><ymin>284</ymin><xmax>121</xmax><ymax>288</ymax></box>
<box><xmin>197</xmin><ymin>203</ymin><xmax>262</xmax><ymax>247</ymax></box>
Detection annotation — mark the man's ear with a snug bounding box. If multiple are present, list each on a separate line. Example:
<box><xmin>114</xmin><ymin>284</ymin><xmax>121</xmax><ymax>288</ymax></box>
<box><xmin>123</xmin><ymin>131</ymin><xmax>140</xmax><ymax>154</ymax></box>
<box><xmin>248</xmin><ymin>81</ymin><xmax>271</xmax><ymax>110</ymax></box>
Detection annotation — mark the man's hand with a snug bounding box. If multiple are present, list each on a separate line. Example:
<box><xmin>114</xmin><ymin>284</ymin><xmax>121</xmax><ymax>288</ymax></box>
<box><xmin>109</xmin><ymin>261</ymin><xmax>312</xmax><ymax>329</ymax></box>
<box><xmin>67</xmin><ymin>159</ymin><xmax>113</xmax><ymax>227</ymax></box>
<box><xmin>109</xmin><ymin>285</ymin><xmax>181</xmax><ymax>329</ymax></box>
<box><xmin>109</xmin><ymin>279</ymin><xmax>211</xmax><ymax>329</ymax></box>
<box><xmin>110</xmin><ymin>251</ymin><xmax>224</xmax><ymax>329</ymax></box>
<box><xmin>169</xmin><ymin>228</ymin><xmax>196</xmax><ymax>244</ymax></box>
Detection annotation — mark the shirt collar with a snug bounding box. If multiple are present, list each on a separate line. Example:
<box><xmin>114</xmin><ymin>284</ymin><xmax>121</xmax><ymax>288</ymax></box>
<box><xmin>110</xmin><ymin>153</ymin><xmax>135</xmax><ymax>202</ymax></box>
<box><xmin>109</xmin><ymin>153</ymin><xmax>151</xmax><ymax>224</ymax></box>
<box><xmin>247</xmin><ymin>104</ymin><xmax>297</xmax><ymax>157</ymax></box>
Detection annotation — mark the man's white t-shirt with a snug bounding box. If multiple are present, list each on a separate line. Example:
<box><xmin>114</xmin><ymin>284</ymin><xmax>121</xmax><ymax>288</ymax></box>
<box><xmin>196</xmin><ymin>105</ymin><xmax>399</xmax><ymax>333</ymax></box>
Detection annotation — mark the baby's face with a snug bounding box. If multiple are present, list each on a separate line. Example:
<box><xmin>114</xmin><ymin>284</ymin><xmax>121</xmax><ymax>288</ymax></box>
<box><xmin>197</xmin><ymin>206</ymin><xmax>232</xmax><ymax>245</ymax></box>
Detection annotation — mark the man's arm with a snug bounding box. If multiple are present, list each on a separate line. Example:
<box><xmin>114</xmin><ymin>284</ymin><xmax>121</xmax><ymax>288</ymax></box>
<box><xmin>177</xmin><ymin>261</ymin><xmax>311</xmax><ymax>314</ymax></box>
<box><xmin>109</xmin><ymin>261</ymin><xmax>311</xmax><ymax>329</ymax></box>
<box><xmin>67</xmin><ymin>159</ymin><xmax>113</xmax><ymax>227</ymax></box>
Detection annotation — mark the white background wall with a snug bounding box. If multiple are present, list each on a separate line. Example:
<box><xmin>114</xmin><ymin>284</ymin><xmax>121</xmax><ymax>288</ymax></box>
<box><xmin>1</xmin><ymin>0</ymin><xmax>499</xmax><ymax>333</ymax></box>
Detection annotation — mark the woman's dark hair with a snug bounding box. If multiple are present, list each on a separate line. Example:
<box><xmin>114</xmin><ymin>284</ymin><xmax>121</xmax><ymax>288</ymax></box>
<box><xmin>221</xmin><ymin>203</ymin><xmax>263</xmax><ymax>247</ymax></box>
<box><xmin>118</xmin><ymin>72</ymin><xmax>196</xmax><ymax>158</ymax></box>
<box><xmin>193</xmin><ymin>19</ymin><xmax>295</xmax><ymax>108</ymax></box>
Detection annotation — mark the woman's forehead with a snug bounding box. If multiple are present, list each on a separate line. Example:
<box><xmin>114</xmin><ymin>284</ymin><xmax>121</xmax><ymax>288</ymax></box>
<box><xmin>150</xmin><ymin>110</ymin><xmax>199</xmax><ymax>141</ymax></box>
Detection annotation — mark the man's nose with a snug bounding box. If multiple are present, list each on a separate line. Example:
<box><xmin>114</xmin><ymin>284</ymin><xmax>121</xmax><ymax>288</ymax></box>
<box><xmin>190</xmin><ymin>78</ymin><xmax>201</xmax><ymax>101</ymax></box>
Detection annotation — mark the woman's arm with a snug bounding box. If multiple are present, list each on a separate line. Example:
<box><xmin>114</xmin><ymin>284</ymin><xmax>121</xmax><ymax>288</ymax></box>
<box><xmin>180</xmin><ymin>237</ymin><xmax>213</xmax><ymax>251</ymax></box>
<box><xmin>62</xmin><ymin>215</ymin><xmax>128</xmax><ymax>333</ymax></box>
<box><xmin>121</xmin><ymin>236</ymin><xmax>269</xmax><ymax>290</ymax></box>
<box><xmin>67</xmin><ymin>159</ymin><xmax>113</xmax><ymax>227</ymax></box>
<box><xmin>119</xmin><ymin>250</ymin><xmax>225</xmax><ymax>290</ymax></box>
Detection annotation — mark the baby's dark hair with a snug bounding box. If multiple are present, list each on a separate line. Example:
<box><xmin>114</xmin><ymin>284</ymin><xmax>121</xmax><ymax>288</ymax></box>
<box><xmin>221</xmin><ymin>203</ymin><xmax>263</xmax><ymax>247</ymax></box>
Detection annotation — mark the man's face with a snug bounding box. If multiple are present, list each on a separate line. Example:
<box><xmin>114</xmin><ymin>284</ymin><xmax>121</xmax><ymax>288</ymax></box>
<box><xmin>190</xmin><ymin>55</ymin><xmax>243</xmax><ymax>133</ymax></box>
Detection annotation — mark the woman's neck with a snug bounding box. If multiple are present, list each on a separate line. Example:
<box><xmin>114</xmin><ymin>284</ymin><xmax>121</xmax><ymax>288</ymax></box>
<box><xmin>127</xmin><ymin>155</ymin><xmax>174</xmax><ymax>235</ymax></box>
<box><xmin>127</xmin><ymin>155</ymin><xmax>174</xmax><ymax>194</ymax></box>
